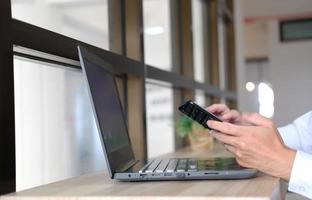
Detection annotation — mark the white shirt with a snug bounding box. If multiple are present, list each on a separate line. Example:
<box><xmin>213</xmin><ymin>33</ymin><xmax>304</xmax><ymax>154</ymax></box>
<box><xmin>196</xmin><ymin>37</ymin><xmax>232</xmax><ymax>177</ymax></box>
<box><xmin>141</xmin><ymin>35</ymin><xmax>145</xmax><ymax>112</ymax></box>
<box><xmin>278</xmin><ymin>111</ymin><xmax>312</xmax><ymax>198</ymax></box>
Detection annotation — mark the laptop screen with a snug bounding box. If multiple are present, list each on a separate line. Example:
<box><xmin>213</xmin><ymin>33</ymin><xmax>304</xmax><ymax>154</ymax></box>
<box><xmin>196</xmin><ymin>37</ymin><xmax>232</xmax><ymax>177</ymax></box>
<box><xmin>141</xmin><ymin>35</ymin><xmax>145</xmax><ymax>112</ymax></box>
<box><xmin>79</xmin><ymin>47</ymin><xmax>135</xmax><ymax>176</ymax></box>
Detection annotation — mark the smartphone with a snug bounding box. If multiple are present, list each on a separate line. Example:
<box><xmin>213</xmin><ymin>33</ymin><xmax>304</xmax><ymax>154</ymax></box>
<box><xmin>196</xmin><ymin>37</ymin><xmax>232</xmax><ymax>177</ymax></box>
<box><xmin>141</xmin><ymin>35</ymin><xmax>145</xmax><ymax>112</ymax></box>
<box><xmin>178</xmin><ymin>100</ymin><xmax>222</xmax><ymax>129</ymax></box>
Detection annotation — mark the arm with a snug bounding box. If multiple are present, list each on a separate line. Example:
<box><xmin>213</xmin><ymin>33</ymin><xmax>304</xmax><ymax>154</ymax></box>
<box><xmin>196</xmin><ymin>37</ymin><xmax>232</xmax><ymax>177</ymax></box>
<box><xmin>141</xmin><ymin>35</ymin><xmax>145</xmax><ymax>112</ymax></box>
<box><xmin>280</xmin><ymin>111</ymin><xmax>312</xmax><ymax>198</ymax></box>
<box><xmin>288</xmin><ymin>151</ymin><xmax>312</xmax><ymax>198</ymax></box>
<box><xmin>278</xmin><ymin>111</ymin><xmax>312</xmax><ymax>153</ymax></box>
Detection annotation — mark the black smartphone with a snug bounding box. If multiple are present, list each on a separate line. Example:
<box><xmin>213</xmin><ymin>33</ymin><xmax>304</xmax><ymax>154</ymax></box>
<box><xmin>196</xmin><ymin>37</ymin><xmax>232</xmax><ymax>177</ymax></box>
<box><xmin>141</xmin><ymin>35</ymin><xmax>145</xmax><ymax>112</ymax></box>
<box><xmin>178</xmin><ymin>100</ymin><xmax>222</xmax><ymax>129</ymax></box>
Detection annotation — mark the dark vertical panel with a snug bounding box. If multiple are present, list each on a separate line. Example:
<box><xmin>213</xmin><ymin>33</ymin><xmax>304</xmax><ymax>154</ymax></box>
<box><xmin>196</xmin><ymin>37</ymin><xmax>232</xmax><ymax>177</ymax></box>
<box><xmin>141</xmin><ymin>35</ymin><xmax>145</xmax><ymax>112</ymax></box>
<box><xmin>226</xmin><ymin>20</ymin><xmax>236</xmax><ymax>92</ymax></box>
<box><xmin>226</xmin><ymin>1</ymin><xmax>236</xmax><ymax>89</ymax></box>
<box><xmin>124</xmin><ymin>0</ymin><xmax>147</xmax><ymax>161</ymax></box>
<box><xmin>171</xmin><ymin>0</ymin><xmax>195</xmax><ymax>149</ymax></box>
<box><xmin>202</xmin><ymin>1</ymin><xmax>212</xmax><ymax>105</ymax></box>
<box><xmin>125</xmin><ymin>0</ymin><xmax>144</xmax><ymax>61</ymax></box>
<box><xmin>108</xmin><ymin>0</ymin><xmax>128</xmax><ymax>117</ymax></box>
<box><xmin>180</xmin><ymin>0</ymin><xmax>194</xmax><ymax>146</ymax></box>
<box><xmin>170</xmin><ymin>0</ymin><xmax>182</xmax><ymax>74</ymax></box>
<box><xmin>108</xmin><ymin>0</ymin><xmax>126</xmax><ymax>56</ymax></box>
<box><xmin>225</xmin><ymin>0</ymin><xmax>237</xmax><ymax>108</ymax></box>
<box><xmin>171</xmin><ymin>0</ymin><xmax>195</xmax><ymax>89</ymax></box>
<box><xmin>208</xmin><ymin>0</ymin><xmax>220</xmax><ymax>103</ymax></box>
<box><xmin>202</xmin><ymin>0</ymin><xmax>211</xmax><ymax>84</ymax></box>
<box><xmin>175</xmin><ymin>0</ymin><xmax>194</xmax><ymax>102</ymax></box>
<box><xmin>180</xmin><ymin>0</ymin><xmax>194</xmax><ymax>81</ymax></box>
<box><xmin>0</xmin><ymin>0</ymin><xmax>16</xmax><ymax>195</ymax></box>
<box><xmin>170</xmin><ymin>0</ymin><xmax>184</xmax><ymax>149</ymax></box>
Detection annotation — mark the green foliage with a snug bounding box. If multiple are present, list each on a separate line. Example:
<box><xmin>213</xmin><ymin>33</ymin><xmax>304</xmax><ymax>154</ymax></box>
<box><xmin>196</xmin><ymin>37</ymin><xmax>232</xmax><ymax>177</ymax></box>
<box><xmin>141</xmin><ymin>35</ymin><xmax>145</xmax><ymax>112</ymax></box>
<box><xmin>176</xmin><ymin>116</ymin><xmax>193</xmax><ymax>138</ymax></box>
<box><xmin>176</xmin><ymin>116</ymin><xmax>204</xmax><ymax>139</ymax></box>
<box><xmin>176</xmin><ymin>116</ymin><xmax>207</xmax><ymax>139</ymax></box>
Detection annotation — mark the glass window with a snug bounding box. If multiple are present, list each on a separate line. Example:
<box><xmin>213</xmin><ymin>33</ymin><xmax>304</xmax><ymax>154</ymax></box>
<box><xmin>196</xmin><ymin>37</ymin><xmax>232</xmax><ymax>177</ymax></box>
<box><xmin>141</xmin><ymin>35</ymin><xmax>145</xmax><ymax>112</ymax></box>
<box><xmin>195</xmin><ymin>90</ymin><xmax>206</xmax><ymax>107</ymax></box>
<box><xmin>11</xmin><ymin>0</ymin><xmax>109</xmax><ymax>49</ymax></box>
<box><xmin>218</xmin><ymin>18</ymin><xmax>228</xmax><ymax>91</ymax></box>
<box><xmin>14</xmin><ymin>57</ymin><xmax>106</xmax><ymax>191</ymax></box>
<box><xmin>281</xmin><ymin>19</ymin><xmax>312</xmax><ymax>41</ymax></box>
<box><xmin>145</xmin><ymin>81</ymin><xmax>174</xmax><ymax>158</ymax></box>
<box><xmin>218</xmin><ymin>17</ymin><xmax>228</xmax><ymax>103</ymax></box>
<box><xmin>144</xmin><ymin>0</ymin><xmax>174</xmax><ymax>158</ymax></box>
<box><xmin>192</xmin><ymin>0</ymin><xmax>206</xmax><ymax>83</ymax></box>
<box><xmin>143</xmin><ymin>0</ymin><xmax>172</xmax><ymax>71</ymax></box>
<box><xmin>245</xmin><ymin>60</ymin><xmax>273</xmax><ymax>117</ymax></box>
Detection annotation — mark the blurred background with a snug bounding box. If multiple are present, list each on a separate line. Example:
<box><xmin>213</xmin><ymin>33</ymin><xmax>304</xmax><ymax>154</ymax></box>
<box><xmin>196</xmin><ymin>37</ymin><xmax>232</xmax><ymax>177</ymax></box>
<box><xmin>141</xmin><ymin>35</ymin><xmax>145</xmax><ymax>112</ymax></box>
<box><xmin>6</xmin><ymin>0</ymin><xmax>312</xmax><ymax>199</ymax></box>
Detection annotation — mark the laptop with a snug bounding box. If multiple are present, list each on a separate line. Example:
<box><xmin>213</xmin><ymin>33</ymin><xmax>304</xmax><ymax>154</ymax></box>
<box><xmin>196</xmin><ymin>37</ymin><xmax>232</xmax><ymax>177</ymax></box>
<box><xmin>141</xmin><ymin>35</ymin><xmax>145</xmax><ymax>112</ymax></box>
<box><xmin>77</xmin><ymin>46</ymin><xmax>257</xmax><ymax>181</ymax></box>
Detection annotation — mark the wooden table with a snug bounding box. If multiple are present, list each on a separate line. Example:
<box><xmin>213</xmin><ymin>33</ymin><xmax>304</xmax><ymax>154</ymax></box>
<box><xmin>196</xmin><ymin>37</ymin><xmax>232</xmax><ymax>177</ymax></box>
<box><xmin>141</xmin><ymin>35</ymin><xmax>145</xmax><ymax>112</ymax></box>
<box><xmin>1</xmin><ymin>143</ymin><xmax>287</xmax><ymax>200</ymax></box>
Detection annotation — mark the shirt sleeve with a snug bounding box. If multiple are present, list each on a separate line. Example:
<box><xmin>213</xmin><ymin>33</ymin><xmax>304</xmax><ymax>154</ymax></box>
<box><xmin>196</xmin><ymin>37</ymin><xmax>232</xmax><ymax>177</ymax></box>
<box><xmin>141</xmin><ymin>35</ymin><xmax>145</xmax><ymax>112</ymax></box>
<box><xmin>278</xmin><ymin>111</ymin><xmax>312</xmax><ymax>153</ymax></box>
<box><xmin>288</xmin><ymin>151</ymin><xmax>312</xmax><ymax>199</ymax></box>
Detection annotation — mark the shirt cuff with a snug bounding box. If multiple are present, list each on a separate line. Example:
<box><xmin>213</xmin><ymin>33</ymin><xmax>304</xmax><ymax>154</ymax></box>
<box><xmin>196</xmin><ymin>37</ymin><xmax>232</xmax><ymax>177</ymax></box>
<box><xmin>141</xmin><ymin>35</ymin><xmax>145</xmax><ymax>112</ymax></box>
<box><xmin>289</xmin><ymin>151</ymin><xmax>312</xmax><ymax>199</ymax></box>
<box><xmin>278</xmin><ymin>124</ymin><xmax>301</xmax><ymax>150</ymax></box>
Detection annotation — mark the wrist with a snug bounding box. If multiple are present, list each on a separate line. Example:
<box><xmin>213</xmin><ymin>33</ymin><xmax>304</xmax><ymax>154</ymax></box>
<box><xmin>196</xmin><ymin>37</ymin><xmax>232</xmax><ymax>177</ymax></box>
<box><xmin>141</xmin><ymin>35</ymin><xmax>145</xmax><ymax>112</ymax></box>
<box><xmin>277</xmin><ymin>147</ymin><xmax>296</xmax><ymax>181</ymax></box>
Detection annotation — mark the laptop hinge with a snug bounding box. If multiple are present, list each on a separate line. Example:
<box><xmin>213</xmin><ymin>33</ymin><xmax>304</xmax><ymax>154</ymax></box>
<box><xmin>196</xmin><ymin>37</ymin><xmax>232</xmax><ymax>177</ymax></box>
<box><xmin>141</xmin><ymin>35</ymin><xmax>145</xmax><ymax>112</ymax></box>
<box><xmin>116</xmin><ymin>159</ymin><xmax>139</xmax><ymax>172</ymax></box>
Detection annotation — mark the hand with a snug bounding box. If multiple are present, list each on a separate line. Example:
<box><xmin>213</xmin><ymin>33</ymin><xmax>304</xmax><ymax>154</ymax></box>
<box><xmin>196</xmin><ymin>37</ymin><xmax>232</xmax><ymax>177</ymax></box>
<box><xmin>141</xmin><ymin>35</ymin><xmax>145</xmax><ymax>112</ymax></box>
<box><xmin>206</xmin><ymin>104</ymin><xmax>242</xmax><ymax>124</ymax></box>
<box><xmin>207</xmin><ymin>113</ymin><xmax>296</xmax><ymax>181</ymax></box>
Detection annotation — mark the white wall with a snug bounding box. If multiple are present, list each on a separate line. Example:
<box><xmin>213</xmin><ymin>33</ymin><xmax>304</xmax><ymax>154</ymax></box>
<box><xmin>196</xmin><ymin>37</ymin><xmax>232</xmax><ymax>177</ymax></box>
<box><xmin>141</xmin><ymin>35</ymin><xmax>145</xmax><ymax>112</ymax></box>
<box><xmin>268</xmin><ymin>21</ymin><xmax>312</xmax><ymax>126</ymax></box>
<box><xmin>243</xmin><ymin>0</ymin><xmax>312</xmax><ymax>18</ymax></box>
<box><xmin>240</xmin><ymin>0</ymin><xmax>312</xmax><ymax>126</ymax></box>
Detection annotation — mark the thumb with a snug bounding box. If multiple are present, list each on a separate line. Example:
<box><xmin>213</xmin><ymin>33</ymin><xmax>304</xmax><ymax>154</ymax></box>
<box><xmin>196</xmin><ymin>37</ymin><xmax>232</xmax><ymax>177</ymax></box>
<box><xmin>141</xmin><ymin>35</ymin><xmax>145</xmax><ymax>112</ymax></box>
<box><xmin>241</xmin><ymin>113</ymin><xmax>273</xmax><ymax>127</ymax></box>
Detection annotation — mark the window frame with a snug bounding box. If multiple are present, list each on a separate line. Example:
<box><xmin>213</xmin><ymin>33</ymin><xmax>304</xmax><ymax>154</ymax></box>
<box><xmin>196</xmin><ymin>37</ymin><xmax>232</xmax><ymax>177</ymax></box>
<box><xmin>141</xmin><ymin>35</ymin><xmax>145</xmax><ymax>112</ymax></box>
<box><xmin>0</xmin><ymin>0</ymin><xmax>237</xmax><ymax>194</ymax></box>
<box><xmin>0</xmin><ymin>0</ymin><xmax>15</xmax><ymax>195</ymax></box>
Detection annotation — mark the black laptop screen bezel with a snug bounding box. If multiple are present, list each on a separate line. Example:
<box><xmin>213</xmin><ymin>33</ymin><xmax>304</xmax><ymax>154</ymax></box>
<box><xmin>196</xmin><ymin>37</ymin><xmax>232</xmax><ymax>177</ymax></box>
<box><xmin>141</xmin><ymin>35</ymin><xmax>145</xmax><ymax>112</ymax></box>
<box><xmin>78</xmin><ymin>46</ymin><xmax>136</xmax><ymax>178</ymax></box>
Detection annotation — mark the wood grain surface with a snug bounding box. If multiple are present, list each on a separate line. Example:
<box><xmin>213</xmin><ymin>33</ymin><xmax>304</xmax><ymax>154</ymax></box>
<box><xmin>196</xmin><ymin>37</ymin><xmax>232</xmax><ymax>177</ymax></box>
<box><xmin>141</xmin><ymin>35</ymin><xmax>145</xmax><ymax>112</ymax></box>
<box><xmin>1</xmin><ymin>142</ymin><xmax>286</xmax><ymax>200</ymax></box>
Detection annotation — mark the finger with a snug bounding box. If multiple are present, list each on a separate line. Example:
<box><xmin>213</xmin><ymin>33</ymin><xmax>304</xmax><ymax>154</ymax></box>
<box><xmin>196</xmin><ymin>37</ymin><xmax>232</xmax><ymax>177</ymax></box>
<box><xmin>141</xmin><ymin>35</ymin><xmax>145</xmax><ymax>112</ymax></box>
<box><xmin>241</xmin><ymin>113</ymin><xmax>274</xmax><ymax>127</ymax></box>
<box><xmin>210</xmin><ymin>131</ymin><xmax>238</xmax><ymax>147</ymax></box>
<box><xmin>224</xmin><ymin>144</ymin><xmax>236</xmax><ymax>154</ymax></box>
<box><xmin>206</xmin><ymin>104</ymin><xmax>229</xmax><ymax>115</ymax></box>
<box><xmin>222</xmin><ymin>110</ymin><xmax>241</xmax><ymax>122</ymax></box>
<box><xmin>207</xmin><ymin>120</ymin><xmax>242</xmax><ymax>136</ymax></box>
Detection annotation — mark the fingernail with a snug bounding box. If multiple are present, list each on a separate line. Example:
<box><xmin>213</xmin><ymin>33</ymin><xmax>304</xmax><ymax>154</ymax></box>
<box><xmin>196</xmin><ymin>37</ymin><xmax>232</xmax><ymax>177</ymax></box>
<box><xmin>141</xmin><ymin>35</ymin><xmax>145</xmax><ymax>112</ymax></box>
<box><xmin>207</xmin><ymin>120</ymin><xmax>213</xmax><ymax>127</ymax></box>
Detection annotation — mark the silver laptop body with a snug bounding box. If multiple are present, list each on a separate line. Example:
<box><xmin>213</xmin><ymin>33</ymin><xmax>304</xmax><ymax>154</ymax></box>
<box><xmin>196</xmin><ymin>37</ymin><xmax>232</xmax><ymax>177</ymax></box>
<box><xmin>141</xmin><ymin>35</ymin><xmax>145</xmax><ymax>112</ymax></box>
<box><xmin>78</xmin><ymin>46</ymin><xmax>257</xmax><ymax>181</ymax></box>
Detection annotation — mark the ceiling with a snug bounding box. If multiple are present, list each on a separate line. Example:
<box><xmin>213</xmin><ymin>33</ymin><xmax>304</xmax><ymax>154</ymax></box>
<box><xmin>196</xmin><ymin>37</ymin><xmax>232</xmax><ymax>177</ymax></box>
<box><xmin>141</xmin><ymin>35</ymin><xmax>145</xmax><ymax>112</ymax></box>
<box><xmin>243</xmin><ymin>0</ymin><xmax>312</xmax><ymax>18</ymax></box>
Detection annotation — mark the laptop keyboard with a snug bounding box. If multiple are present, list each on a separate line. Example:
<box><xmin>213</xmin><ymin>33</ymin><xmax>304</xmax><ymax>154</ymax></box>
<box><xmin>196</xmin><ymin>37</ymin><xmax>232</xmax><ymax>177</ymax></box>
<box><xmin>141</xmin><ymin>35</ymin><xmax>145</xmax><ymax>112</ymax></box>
<box><xmin>139</xmin><ymin>159</ymin><xmax>198</xmax><ymax>173</ymax></box>
<box><xmin>139</xmin><ymin>158</ymin><xmax>241</xmax><ymax>173</ymax></box>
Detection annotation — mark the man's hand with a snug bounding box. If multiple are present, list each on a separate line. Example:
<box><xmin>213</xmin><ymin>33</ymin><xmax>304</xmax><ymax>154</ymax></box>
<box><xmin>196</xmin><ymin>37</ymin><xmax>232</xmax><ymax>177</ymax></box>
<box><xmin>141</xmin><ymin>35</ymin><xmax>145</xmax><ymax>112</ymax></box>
<box><xmin>207</xmin><ymin>113</ymin><xmax>296</xmax><ymax>181</ymax></box>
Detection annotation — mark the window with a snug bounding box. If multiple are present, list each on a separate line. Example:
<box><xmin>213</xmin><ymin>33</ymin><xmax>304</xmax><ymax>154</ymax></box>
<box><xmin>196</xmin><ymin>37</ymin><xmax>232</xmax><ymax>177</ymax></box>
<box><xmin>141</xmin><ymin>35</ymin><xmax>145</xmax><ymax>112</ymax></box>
<box><xmin>145</xmin><ymin>81</ymin><xmax>174</xmax><ymax>158</ymax></box>
<box><xmin>218</xmin><ymin>17</ymin><xmax>228</xmax><ymax>94</ymax></box>
<box><xmin>143</xmin><ymin>0</ymin><xmax>174</xmax><ymax>158</ymax></box>
<box><xmin>1</xmin><ymin>0</ymin><xmax>238</xmax><ymax>194</ymax></box>
<box><xmin>143</xmin><ymin>0</ymin><xmax>172</xmax><ymax>71</ymax></box>
<box><xmin>11</xmin><ymin>0</ymin><xmax>109</xmax><ymax>49</ymax></box>
<box><xmin>216</xmin><ymin>0</ymin><xmax>236</xmax><ymax>104</ymax></box>
<box><xmin>195</xmin><ymin>90</ymin><xmax>206</xmax><ymax>107</ymax></box>
<box><xmin>192</xmin><ymin>0</ymin><xmax>207</xmax><ymax>83</ymax></box>
<box><xmin>244</xmin><ymin>59</ymin><xmax>274</xmax><ymax>118</ymax></box>
<box><xmin>280</xmin><ymin>19</ymin><xmax>312</xmax><ymax>41</ymax></box>
<box><xmin>14</xmin><ymin>56</ymin><xmax>106</xmax><ymax>191</ymax></box>
<box><xmin>258</xmin><ymin>82</ymin><xmax>274</xmax><ymax>118</ymax></box>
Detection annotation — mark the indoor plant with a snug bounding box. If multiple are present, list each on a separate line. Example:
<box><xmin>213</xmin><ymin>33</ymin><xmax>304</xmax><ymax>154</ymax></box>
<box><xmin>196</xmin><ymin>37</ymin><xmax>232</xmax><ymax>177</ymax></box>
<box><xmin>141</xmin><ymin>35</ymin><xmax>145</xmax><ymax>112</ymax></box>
<box><xmin>176</xmin><ymin>116</ymin><xmax>214</xmax><ymax>150</ymax></box>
